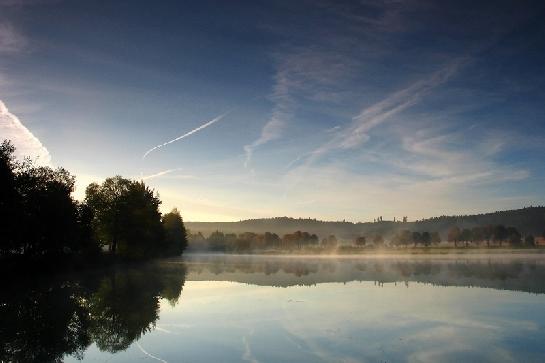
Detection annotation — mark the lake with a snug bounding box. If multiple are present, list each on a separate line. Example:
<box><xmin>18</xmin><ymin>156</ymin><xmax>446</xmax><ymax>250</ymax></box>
<box><xmin>3</xmin><ymin>254</ymin><xmax>545</xmax><ymax>362</ymax></box>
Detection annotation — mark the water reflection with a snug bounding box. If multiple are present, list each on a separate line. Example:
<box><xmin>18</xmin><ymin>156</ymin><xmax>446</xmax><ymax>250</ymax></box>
<box><xmin>184</xmin><ymin>254</ymin><xmax>545</xmax><ymax>294</ymax></box>
<box><xmin>0</xmin><ymin>263</ymin><xmax>187</xmax><ymax>362</ymax></box>
<box><xmin>3</xmin><ymin>255</ymin><xmax>545</xmax><ymax>362</ymax></box>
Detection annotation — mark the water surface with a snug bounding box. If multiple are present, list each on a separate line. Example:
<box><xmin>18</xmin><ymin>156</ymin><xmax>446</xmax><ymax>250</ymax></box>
<box><xmin>3</xmin><ymin>254</ymin><xmax>545</xmax><ymax>362</ymax></box>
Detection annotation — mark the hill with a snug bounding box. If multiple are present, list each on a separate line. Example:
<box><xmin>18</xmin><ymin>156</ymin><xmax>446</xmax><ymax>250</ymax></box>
<box><xmin>185</xmin><ymin>207</ymin><xmax>545</xmax><ymax>240</ymax></box>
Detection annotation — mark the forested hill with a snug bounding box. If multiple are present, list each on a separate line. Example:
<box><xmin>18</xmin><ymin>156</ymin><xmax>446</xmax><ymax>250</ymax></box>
<box><xmin>185</xmin><ymin>207</ymin><xmax>545</xmax><ymax>239</ymax></box>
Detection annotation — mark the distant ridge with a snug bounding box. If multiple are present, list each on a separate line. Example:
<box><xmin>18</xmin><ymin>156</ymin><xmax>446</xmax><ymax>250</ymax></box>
<box><xmin>185</xmin><ymin>206</ymin><xmax>545</xmax><ymax>239</ymax></box>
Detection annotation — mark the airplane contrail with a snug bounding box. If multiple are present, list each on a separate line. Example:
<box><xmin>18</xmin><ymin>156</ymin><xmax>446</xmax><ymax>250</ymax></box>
<box><xmin>143</xmin><ymin>112</ymin><xmax>229</xmax><ymax>159</ymax></box>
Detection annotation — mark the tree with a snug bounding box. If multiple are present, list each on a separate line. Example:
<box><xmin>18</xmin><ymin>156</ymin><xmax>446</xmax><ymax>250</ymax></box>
<box><xmin>85</xmin><ymin>177</ymin><xmax>132</xmax><ymax>254</ymax></box>
<box><xmin>483</xmin><ymin>224</ymin><xmax>494</xmax><ymax>247</ymax></box>
<box><xmin>0</xmin><ymin>141</ymin><xmax>20</xmax><ymax>255</ymax></box>
<box><xmin>431</xmin><ymin>232</ymin><xmax>441</xmax><ymax>245</ymax></box>
<box><xmin>373</xmin><ymin>235</ymin><xmax>384</xmax><ymax>247</ymax></box>
<box><xmin>525</xmin><ymin>235</ymin><xmax>535</xmax><ymax>247</ymax></box>
<box><xmin>421</xmin><ymin>231</ymin><xmax>431</xmax><ymax>247</ymax></box>
<box><xmin>460</xmin><ymin>228</ymin><xmax>472</xmax><ymax>247</ymax></box>
<box><xmin>506</xmin><ymin>227</ymin><xmax>521</xmax><ymax>246</ymax></box>
<box><xmin>394</xmin><ymin>230</ymin><xmax>412</xmax><ymax>247</ymax></box>
<box><xmin>354</xmin><ymin>236</ymin><xmax>366</xmax><ymax>246</ymax></box>
<box><xmin>471</xmin><ymin>226</ymin><xmax>484</xmax><ymax>246</ymax></box>
<box><xmin>85</xmin><ymin>177</ymin><xmax>164</xmax><ymax>258</ymax></box>
<box><xmin>321</xmin><ymin>235</ymin><xmax>338</xmax><ymax>248</ymax></box>
<box><xmin>207</xmin><ymin>231</ymin><xmax>226</xmax><ymax>251</ymax></box>
<box><xmin>264</xmin><ymin>232</ymin><xmax>281</xmax><ymax>249</ymax></box>
<box><xmin>412</xmin><ymin>232</ymin><xmax>422</xmax><ymax>247</ymax></box>
<box><xmin>447</xmin><ymin>226</ymin><xmax>461</xmax><ymax>247</ymax></box>
<box><xmin>161</xmin><ymin>208</ymin><xmax>188</xmax><ymax>256</ymax></box>
<box><xmin>493</xmin><ymin>225</ymin><xmax>508</xmax><ymax>247</ymax></box>
<box><xmin>0</xmin><ymin>140</ymin><xmax>103</xmax><ymax>258</ymax></box>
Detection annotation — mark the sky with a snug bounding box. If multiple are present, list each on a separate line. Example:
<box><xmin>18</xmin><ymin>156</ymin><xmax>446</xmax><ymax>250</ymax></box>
<box><xmin>1</xmin><ymin>0</ymin><xmax>545</xmax><ymax>222</ymax></box>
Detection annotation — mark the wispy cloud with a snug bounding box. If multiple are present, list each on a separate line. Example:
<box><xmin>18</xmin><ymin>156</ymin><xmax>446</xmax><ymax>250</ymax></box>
<box><xmin>143</xmin><ymin>112</ymin><xmax>229</xmax><ymax>159</ymax></box>
<box><xmin>244</xmin><ymin>118</ymin><xmax>284</xmax><ymax>168</ymax></box>
<box><xmin>293</xmin><ymin>58</ymin><xmax>468</xmax><ymax>168</ymax></box>
<box><xmin>245</xmin><ymin>46</ymin><xmax>358</xmax><ymax>168</ymax></box>
<box><xmin>0</xmin><ymin>99</ymin><xmax>51</xmax><ymax>165</ymax></box>
<box><xmin>0</xmin><ymin>22</ymin><xmax>26</xmax><ymax>53</ymax></box>
<box><xmin>244</xmin><ymin>68</ymin><xmax>292</xmax><ymax>168</ymax></box>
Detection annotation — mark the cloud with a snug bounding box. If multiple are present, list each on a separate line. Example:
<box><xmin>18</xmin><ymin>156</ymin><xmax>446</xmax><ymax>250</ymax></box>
<box><xmin>143</xmin><ymin>112</ymin><xmax>228</xmax><ymax>159</ymax></box>
<box><xmin>244</xmin><ymin>46</ymin><xmax>358</xmax><ymax>168</ymax></box>
<box><xmin>244</xmin><ymin>117</ymin><xmax>284</xmax><ymax>168</ymax></box>
<box><xmin>296</xmin><ymin>58</ymin><xmax>467</xmax><ymax>167</ymax></box>
<box><xmin>243</xmin><ymin>66</ymin><xmax>292</xmax><ymax>168</ymax></box>
<box><xmin>0</xmin><ymin>99</ymin><xmax>51</xmax><ymax>165</ymax></box>
<box><xmin>0</xmin><ymin>22</ymin><xmax>26</xmax><ymax>53</ymax></box>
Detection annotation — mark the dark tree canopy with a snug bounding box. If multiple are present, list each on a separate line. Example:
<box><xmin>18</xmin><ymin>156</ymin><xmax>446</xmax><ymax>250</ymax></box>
<box><xmin>0</xmin><ymin>140</ymin><xmax>94</xmax><ymax>257</ymax></box>
<box><xmin>1</xmin><ymin>140</ymin><xmax>188</xmax><ymax>261</ymax></box>
<box><xmin>85</xmin><ymin>176</ymin><xmax>166</xmax><ymax>259</ymax></box>
<box><xmin>162</xmin><ymin>208</ymin><xmax>188</xmax><ymax>255</ymax></box>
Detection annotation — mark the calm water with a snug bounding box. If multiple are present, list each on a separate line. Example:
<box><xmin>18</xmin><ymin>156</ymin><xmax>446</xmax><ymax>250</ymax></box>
<box><xmin>3</xmin><ymin>255</ymin><xmax>545</xmax><ymax>362</ymax></box>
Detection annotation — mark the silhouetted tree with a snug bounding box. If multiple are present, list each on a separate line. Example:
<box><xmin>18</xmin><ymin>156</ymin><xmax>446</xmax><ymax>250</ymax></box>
<box><xmin>0</xmin><ymin>140</ymin><xmax>94</xmax><ymax>257</ymax></box>
<box><xmin>525</xmin><ymin>235</ymin><xmax>535</xmax><ymax>246</ymax></box>
<box><xmin>0</xmin><ymin>141</ymin><xmax>20</xmax><ymax>255</ymax></box>
<box><xmin>85</xmin><ymin>177</ymin><xmax>164</xmax><ymax>258</ymax></box>
<box><xmin>162</xmin><ymin>208</ymin><xmax>188</xmax><ymax>255</ymax></box>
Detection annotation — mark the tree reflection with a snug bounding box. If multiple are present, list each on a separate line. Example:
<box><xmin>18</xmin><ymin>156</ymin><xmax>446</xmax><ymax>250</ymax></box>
<box><xmin>0</xmin><ymin>262</ymin><xmax>187</xmax><ymax>362</ymax></box>
<box><xmin>184</xmin><ymin>255</ymin><xmax>545</xmax><ymax>293</ymax></box>
<box><xmin>0</xmin><ymin>281</ymin><xmax>91</xmax><ymax>362</ymax></box>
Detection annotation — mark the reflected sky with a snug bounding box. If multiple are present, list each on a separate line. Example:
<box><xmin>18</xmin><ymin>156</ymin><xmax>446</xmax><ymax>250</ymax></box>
<box><xmin>10</xmin><ymin>255</ymin><xmax>545</xmax><ymax>362</ymax></box>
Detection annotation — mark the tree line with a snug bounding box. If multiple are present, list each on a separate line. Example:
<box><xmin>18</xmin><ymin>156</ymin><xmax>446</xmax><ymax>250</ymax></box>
<box><xmin>188</xmin><ymin>230</ymin><xmax>339</xmax><ymax>252</ymax></box>
<box><xmin>188</xmin><ymin>224</ymin><xmax>543</xmax><ymax>252</ymax></box>
<box><xmin>185</xmin><ymin>207</ymin><xmax>545</xmax><ymax>241</ymax></box>
<box><xmin>0</xmin><ymin>140</ymin><xmax>187</xmax><ymax>261</ymax></box>
<box><xmin>445</xmin><ymin>225</ymin><xmax>536</xmax><ymax>247</ymax></box>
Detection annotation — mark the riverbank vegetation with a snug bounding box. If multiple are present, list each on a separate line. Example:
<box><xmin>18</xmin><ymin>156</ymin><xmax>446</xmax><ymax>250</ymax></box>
<box><xmin>0</xmin><ymin>140</ymin><xmax>187</xmax><ymax>264</ymax></box>
<box><xmin>187</xmin><ymin>224</ymin><xmax>544</xmax><ymax>254</ymax></box>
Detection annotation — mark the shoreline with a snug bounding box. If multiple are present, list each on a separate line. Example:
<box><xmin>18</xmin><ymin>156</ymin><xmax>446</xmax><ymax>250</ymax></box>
<box><xmin>183</xmin><ymin>247</ymin><xmax>545</xmax><ymax>259</ymax></box>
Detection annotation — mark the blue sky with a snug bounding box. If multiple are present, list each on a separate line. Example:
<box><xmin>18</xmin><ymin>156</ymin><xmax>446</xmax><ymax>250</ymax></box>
<box><xmin>1</xmin><ymin>0</ymin><xmax>545</xmax><ymax>221</ymax></box>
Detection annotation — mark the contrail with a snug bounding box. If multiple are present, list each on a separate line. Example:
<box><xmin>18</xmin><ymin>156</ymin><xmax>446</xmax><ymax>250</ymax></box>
<box><xmin>143</xmin><ymin>112</ymin><xmax>229</xmax><ymax>159</ymax></box>
<box><xmin>141</xmin><ymin>168</ymin><xmax>182</xmax><ymax>180</ymax></box>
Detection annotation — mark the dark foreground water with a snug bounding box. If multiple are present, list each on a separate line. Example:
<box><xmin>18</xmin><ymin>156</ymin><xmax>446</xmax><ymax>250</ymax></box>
<box><xmin>3</xmin><ymin>254</ymin><xmax>545</xmax><ymax>362</ymax></box>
